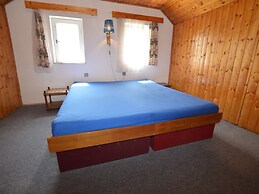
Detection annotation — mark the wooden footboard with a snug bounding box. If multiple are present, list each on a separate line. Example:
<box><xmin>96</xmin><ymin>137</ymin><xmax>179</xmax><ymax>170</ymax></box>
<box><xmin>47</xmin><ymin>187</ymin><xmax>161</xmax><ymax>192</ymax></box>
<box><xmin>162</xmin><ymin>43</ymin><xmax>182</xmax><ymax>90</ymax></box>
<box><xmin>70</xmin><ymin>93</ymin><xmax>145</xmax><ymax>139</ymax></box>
<box><xmin>48</xmin><ymin>113</ymin><xmax>222</xmax><ymax>153</ymax></box>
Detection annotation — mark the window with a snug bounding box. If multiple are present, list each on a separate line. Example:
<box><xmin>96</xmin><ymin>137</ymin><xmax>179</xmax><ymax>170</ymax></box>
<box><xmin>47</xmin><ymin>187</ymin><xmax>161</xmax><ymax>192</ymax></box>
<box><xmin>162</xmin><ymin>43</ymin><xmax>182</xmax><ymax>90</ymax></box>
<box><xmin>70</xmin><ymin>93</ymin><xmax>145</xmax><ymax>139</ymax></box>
<box><xmin>49</xmin><ymin>16</ymin><xmax>85</xmax><ymax>64</ymax></box>
<box><xmin>117</xmin><ymin>19</ymin><xmax>151</xmax><ymax>71</ymax></box>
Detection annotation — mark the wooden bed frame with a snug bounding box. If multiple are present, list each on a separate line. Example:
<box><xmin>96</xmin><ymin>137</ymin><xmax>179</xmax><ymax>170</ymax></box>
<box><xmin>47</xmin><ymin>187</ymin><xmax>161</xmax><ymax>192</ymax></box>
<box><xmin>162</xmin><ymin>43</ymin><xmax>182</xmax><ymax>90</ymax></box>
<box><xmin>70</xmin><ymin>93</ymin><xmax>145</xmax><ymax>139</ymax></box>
<box><xmin>47</xmin><ymin>113</ymin><xmax>222</xmax><ymax>171</ymax></box>
<box><xmin>48</xmin><ymin>113</ymin><xmax>222</xmax><ymax>152</ymax></box>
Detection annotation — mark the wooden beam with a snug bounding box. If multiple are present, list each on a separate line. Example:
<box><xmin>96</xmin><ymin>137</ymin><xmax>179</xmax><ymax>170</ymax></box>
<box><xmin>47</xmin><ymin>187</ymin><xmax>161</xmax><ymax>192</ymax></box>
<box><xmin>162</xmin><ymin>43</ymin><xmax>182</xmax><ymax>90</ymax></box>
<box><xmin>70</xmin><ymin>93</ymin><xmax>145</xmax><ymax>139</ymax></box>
<box><xmin>0</xmin><ymin>0</ymin><xmax>13</xmax><ymax>6</ymax></box>
<box><xmin>104</xmin><ymin>0</ymin><xmax>161</xmax><ymax>10</ymax></box>
<box><xmin>47</xmin><ymin>113</ymin><xmax>222</xmax><ymax>152</ymax></box>
<box><xmin>112</xmin><ymin>11</ymin><xmax>164</xmax><ymax>23</ymax></box>
<box><xmin>155</xmin><ymin>113</ymin><xmax>222</xmax><ymax>134</ymax></box>
<box><xmin>48</xmin><ymin>124</ymin><xmax>156</xmax><ymax>153</ymax></box>
<box><xmin>24</xmin><ymin>1</ymin><xmax>97</xmax><ymax>16</ymax></box>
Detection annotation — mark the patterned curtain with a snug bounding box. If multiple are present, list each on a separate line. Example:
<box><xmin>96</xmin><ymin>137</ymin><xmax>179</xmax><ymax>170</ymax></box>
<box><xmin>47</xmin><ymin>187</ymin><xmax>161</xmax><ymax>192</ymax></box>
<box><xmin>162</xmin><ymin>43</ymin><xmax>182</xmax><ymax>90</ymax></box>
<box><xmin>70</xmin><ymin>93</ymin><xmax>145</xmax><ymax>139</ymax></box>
<box><xmin>149</xmin><ymin>22</ymin><xmax>159</xmax><ymax>66</ymax></box>
<box><xmin>34</xmin><ymin>9</ymin><xmax>50</xmax><ymax>68</ymax></box>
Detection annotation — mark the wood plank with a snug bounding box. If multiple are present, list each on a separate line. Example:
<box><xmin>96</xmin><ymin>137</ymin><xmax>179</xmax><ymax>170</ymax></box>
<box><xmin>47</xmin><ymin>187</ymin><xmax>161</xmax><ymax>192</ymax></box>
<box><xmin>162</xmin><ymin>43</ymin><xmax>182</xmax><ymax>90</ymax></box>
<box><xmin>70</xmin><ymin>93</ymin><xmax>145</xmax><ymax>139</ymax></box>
<box><xmin>183</xmin><ymin>19</ymin><xmax>195</xmax><ymax>92</ymax></box>
<box><xmin>170</xmin><ymin>23</ymin><xmax>182</xmax><ymax>90</ymax></box>
<box><xmin>184</xmin><ymin>18</ymin><xmax>195</xmax><ymax>93</ymax></box>
<box><xmin>162</xmin><ymin>0</ymin><xmax>235</xmax><ymax>24</ymax></box>
<box><xmin>231</xmin><ymin>0</ymin><xmax>259</xmax><ymax>126</ymax></box>
<box><xmin>168</xmin><ymin>0</ymin><xmax>259</xmax><ymax>134</ymax></box>
<box><xmin>238</xmin><ymin>29</ymin><xmax>259</xmax><ymax>129</ymax></box>
<box><xmin>190</xmin><ymin>14</ymin><xmax>203</xmax><ymax>95</ymax></box>
<box><xmin>178</xmin><ymin>21</ymin><xmax>189</xmax><ymax>91</ymax></box>
<box><xmin>112</xmin><ymin>11</ymin><xmax>164</xmax><ymax>23</ymax></box>
<box><xmin>226</xmin><ymin>0</ymin><xmax>256</xmax><ymax>123</ymax></box>
<box><xmin>0</xmin><ymin>5</ymin><xmax>21</xmax><ymax>119</ymax></box>
<box><xmin>24</xmin><ymin>1</ymin><xmax>97</xmax><ymax>16</ymax></box>
<box><xmin>155</xmin><ymin>113</ymin><xmax>222</xmax><ymax>134</ymax></box>
<box><xmin>185</xmin><ymin>17</ymin><xmax>198</xmax><ymax>94</ymax></box>
<box><xmin>213</xmin><ymin>4</ymin><xmax>231</xmax><ymax>105</ymax></box>
<box><xmin>201</xmin><ymin>9</ymin><xmax>217</xmax><ymax>100</ymax></box>
<box><xmin>104</xmin><ymin>0</ymin><xmax>163</xmax><ymax>9</ymax></box>
<box><xmin>220</xmin><ymin>0</ymin><xmax>247</xmax><ymax>119</ymax></box>
<box><xmin>194</xmin><ymin>13</ymin><xmax>206</xmax><ymax>97</ymax></box>
<box><xmin>0</xmin><ymin>0</ymin><xmax>13</xmax><ymax>5</ymax></box>
<box><xmin>48</xmin><ymin>125</ymin><xmax>156</xmax><ymax>152</ymax></box>
<box><xmin>48</xmin><ymin>113</ymin><xmax>222</xmax><ymax>152</ymax></box>
<box><xmin>196</xmin><ymin>11</ymin><xmax>212</xmax><ymax>98</ymax></box>
<box><xmin>204</xmin><ymin>8</ymin><xmax>223</xmax><ymax>101</ymax></box>
<box><xmin>214</xmin><ymin>0</ymin><xmax>239</xmax><ymax>112</ymax></box>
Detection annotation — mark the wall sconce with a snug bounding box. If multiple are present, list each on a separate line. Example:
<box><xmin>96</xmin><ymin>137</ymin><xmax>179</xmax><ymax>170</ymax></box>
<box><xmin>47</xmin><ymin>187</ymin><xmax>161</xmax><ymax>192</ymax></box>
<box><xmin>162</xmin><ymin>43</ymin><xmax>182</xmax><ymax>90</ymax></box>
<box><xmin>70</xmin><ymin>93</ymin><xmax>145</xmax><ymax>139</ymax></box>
<box><xmin>104</xmin><ymin>19</ymin><xmax>114</xmax><ymax>45</ymax></box>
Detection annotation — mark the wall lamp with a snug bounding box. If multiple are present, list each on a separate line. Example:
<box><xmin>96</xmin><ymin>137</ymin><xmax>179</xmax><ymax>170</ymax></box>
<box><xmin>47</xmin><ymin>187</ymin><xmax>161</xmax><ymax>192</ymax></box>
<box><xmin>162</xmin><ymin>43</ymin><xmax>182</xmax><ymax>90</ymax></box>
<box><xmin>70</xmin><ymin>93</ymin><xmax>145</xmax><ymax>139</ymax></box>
<box><xmin>104</xmin><ymin>19</ymin><xmax>114</xmax><ymax>45</ymax></box>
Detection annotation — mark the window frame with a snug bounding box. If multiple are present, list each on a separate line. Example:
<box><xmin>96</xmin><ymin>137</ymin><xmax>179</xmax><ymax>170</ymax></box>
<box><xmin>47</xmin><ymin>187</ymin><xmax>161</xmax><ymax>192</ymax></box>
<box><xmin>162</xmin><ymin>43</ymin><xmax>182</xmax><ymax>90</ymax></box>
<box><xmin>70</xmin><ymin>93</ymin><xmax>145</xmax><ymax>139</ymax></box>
<box><xmin>49</xmin><ymin>16</ymin><xmax>86</xmax><ymax>64</ymax></box>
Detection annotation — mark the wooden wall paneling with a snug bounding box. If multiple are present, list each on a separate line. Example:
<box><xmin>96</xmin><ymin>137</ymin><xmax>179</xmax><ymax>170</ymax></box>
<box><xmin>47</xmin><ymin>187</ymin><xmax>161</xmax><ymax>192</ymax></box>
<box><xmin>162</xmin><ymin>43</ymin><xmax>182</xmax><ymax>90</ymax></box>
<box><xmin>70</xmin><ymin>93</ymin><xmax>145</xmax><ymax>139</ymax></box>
<box><xmin>190</xmin><ymin>14</ymin><xmax>203</xmax><ymax>95</ymax></box>
<box><xmin>160</xmin><ymin>0</ymin><xmax>235</xmax><ymax>24</ymax></box>
<box><xmin>187</xmin><ymin>18</ymin><xmax>196</xmax><ymax>93</ymax></box>
<box><xmin>238</xmin><ymin>24</ymin><xmax>259</xmax><ymax>129</ymax></box>
<box><xmin>168</xmin><ymin>25</ymin><xmax>178</xmax><ymax>87</ymax></box>
<box><xmin>196</xmin><ymin>11</ymin><xmax>211</xmax><ymax>98</ymax></box>
<box><xmin>210</xmin><ymin>5</ymin><xmax>230</xmax><ymax>104</ymax></box>
<box><xmin>200</xmin><ymin>10</ymin><xmax>215</xmax><ymax>99</ymax></box>
<box><xmin>213</xmin><ymin>1</ymin><xmax>239</xmax><ymax>112</ymax></box>
<box><xmin>203</xmin><ymin>9</ymin><xmax>218</xmax><ymax>100</ymax></box>
<box><xmin>246</xmin><ymin>70</ymin><xmax>259</xmax><ymax>131</ymax></box>
<box><xmin>184</xmin><ymin>18</ymin><xmax>195</xmax><ymax>93</ymax></box>
<box><xmin>231</xmin><ymin>0</ymin><xmax>259</xmax><ymax>125</ymax></box>
<box><xmin>3</xmin><ymin>8</ymin><xmax>19</xmax><ymax>110</ymax></box>
<box><xmin>183</xmin><ymin>19</ymin><xmax>195</xmax><ymax>93</ymax></box>
<box><xmin>0</xmin><ymin>5</ymin><xmax>21</xmax><ymax>119</ymax></box>
<box><xmin>174</xmin><ymin>22</ymin><xmax>183</xmax><ymax>90</ymax></box>
<box><xmin>179</xmin><ymin>20</ymin><xmax>191</xmax><ymax>91</ymax></box>
<box><xmin>195</xmin><ymin>13</ymin><xmax>208</xmax><ymax>98</ymax></box>
<box><xmin>176</xmin><ymin>22</ymin><xmax>186</xmax><ymax>91</ymax></box>
<box><xmin>214</xmin><ymin>2</ymin><xmax>237</xmax><ymax>107</ymax></box>
<box><xmin>225</xmin><ymin>0</ymin><xmax>257</xmax><ymax>122</ymax></box>
<box><xmin>206</xmin><ymin>8</ymin><xmax>224</xmax><ymax>102</ymax></box>
<box><xmin>0</xmin><ymin>5</ymin><xmax>9</xmax><ymax>118</ymax></box>
<box><xmin>105</xmin><ymin>0</ymin><xmax>236</xmax><ymax>24</ymax></box>
<box><xmin>219</xmin><ymin>0</ymin><xmax>247</xmax><ymax>118</ymax></box>
<box><xmin>169</xmin><ymin>23</ymin><xmax>182</xmax><ymax>89</ymax></box>
<box><xmin>171</xmin><ymin>23</ymin><xmax>185</xmax><ymax>91</ymax></box>
<box><xmin>169</xmin><ymin>0</ymin><xmax>259</xmax><ymax>133</ymax></box>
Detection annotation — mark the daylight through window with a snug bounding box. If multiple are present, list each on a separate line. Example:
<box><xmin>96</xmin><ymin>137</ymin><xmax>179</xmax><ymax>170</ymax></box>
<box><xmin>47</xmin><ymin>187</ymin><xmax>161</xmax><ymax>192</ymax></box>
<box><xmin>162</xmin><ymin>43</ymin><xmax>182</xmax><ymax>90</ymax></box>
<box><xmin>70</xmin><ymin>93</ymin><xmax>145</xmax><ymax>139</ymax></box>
<box><xmin>49</xmin><ymin>16</ymin><xmax>85</xmax><ymax>64</ymax></box>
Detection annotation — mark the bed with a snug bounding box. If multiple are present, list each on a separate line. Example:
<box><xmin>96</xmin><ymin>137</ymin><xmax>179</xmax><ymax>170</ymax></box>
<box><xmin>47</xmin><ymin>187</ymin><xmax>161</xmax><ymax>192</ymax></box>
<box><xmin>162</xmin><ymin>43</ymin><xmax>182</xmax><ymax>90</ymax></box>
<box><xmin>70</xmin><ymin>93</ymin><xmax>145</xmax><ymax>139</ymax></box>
<box><xmin>47</xmin><ymin>80</ymin><xmax>222</xmax><ymax>171</ymax></box>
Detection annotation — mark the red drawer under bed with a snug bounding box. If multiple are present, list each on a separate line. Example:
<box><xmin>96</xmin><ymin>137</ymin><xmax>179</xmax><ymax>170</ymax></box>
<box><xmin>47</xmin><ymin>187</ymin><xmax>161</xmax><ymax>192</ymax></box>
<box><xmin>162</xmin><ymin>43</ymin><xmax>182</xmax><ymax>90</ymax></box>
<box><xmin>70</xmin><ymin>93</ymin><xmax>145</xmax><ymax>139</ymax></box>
<box><xmin>57</xmin><ymin>137</ymin><xmax>150</xmax><ymax>172</ymax></box>
<box><xmin>150</xmin><ymin>125</ymin><xmax>215</xmax><ymax>151</ymax></box>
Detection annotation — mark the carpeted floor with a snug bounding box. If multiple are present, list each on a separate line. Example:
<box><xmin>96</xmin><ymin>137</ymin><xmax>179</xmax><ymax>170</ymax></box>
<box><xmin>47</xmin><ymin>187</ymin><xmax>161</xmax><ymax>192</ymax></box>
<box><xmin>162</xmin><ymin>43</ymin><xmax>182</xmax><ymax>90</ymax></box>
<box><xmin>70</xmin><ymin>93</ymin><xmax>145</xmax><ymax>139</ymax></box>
<box><xmin>0</xmin><ymin>105</ymin><xmax>258</xmax><ymax>194</ymax></box>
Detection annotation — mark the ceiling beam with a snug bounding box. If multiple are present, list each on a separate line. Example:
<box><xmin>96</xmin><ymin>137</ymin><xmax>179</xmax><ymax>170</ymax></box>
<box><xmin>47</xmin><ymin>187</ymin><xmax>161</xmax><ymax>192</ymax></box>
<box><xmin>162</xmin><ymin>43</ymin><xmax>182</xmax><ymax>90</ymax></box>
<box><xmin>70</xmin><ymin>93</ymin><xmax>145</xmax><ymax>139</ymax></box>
<box><xmin>24</xmin><ymin>1</ymin><xmax>97</xmax><ymax>16</ymax></box>
<box><xmin>112</xmin><ymin>11</ymin><xmax>164</xmax><ymax>23</ymax></box>
<box><xmin>0</xmin><ymin>0</ymin><xmax>13</xmax><ymax>6</ymax></box>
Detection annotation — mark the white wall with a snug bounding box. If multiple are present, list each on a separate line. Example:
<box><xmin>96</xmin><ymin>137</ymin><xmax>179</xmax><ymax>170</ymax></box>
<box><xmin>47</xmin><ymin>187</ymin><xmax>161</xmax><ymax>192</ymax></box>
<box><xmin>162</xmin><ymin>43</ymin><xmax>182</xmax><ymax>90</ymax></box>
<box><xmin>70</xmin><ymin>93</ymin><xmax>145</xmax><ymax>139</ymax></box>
<box><xmin>6</xmin><ymin>0</ymin><xmax>173</xmax><ymax>105</ymax></box>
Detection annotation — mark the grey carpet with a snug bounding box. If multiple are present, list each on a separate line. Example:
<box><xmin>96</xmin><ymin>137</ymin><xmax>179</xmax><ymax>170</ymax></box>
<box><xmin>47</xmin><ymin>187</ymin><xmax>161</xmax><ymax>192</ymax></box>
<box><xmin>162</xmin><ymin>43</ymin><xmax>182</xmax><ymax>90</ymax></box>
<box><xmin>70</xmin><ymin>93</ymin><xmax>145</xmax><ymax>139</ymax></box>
<box><xmin>0</xmin><ymin>105</ymin><xmax>258</xmax><ymax>194</ymax></box>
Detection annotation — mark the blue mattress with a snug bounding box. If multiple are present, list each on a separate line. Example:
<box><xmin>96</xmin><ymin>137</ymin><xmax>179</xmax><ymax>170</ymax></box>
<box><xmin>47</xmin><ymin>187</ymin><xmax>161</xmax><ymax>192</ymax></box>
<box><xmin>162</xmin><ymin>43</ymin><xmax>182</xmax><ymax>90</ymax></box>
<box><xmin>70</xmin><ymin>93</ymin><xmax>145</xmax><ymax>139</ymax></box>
<box><xmin>52</xmin><ymin>80</ymin><xmax>219</xmax><ymax>136</ymax></box>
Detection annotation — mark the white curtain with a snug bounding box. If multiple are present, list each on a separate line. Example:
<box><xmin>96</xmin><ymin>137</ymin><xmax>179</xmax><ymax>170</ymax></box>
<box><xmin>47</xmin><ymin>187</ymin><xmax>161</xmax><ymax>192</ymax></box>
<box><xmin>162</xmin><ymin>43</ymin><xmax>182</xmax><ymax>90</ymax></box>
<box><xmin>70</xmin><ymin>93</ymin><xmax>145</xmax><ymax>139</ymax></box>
<box><xmin>117</xmin><ymin>19</ymin><xmax>150</xmax><ymax>72</ymax></box>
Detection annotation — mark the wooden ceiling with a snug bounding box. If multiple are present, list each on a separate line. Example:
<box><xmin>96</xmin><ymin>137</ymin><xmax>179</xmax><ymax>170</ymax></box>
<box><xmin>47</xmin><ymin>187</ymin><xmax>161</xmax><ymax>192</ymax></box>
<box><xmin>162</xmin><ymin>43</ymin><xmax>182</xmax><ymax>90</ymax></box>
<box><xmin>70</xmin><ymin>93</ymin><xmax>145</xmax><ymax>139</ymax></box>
<box><xmin>103</xmin><ymin>0</ymin><xmax>236</xmax><ymax>24</ymax></box>
<box><xmin>0</xmin><ymin>0</ymin><xmax>13</xmax><ymax>6</ymax></box>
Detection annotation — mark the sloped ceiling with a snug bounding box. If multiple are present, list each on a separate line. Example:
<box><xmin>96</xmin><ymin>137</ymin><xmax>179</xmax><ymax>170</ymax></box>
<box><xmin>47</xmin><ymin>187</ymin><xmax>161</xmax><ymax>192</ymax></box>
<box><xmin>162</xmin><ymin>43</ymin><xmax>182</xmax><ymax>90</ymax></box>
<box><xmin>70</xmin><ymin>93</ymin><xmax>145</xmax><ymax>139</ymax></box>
<box><xmin>0</xmin><ymin>0</ymin><xmax>13</xmax><ymax>5</ymax></box>
<box><xmin>103</xmin><ymin>0</ymin><xmax>236</xmax><ymax>24</ymax></box>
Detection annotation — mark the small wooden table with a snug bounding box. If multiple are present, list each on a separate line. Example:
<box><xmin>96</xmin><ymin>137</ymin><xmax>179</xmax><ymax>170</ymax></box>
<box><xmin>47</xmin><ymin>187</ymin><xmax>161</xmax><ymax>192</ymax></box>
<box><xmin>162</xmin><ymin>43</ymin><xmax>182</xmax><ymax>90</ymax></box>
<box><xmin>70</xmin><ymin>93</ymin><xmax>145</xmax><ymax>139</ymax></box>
<box><xmin>44</xmin><ymin>86</ymin><xmax>69</xmax><ymax>110</ymax></box>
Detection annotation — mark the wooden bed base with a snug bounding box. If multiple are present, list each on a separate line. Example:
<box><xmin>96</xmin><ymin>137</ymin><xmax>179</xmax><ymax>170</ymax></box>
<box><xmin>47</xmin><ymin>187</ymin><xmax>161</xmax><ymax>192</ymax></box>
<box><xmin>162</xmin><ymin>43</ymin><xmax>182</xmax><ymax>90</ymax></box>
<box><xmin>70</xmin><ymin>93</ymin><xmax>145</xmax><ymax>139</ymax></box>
<box><xmin>48</xmin><ymin>113</ymin><xmax>222</xmax><ymax>172</ymax></box>
<box><xmin>48</xmin><ymin>113</ymin><xmax>222</xmax><ymax>152</ymax></box>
